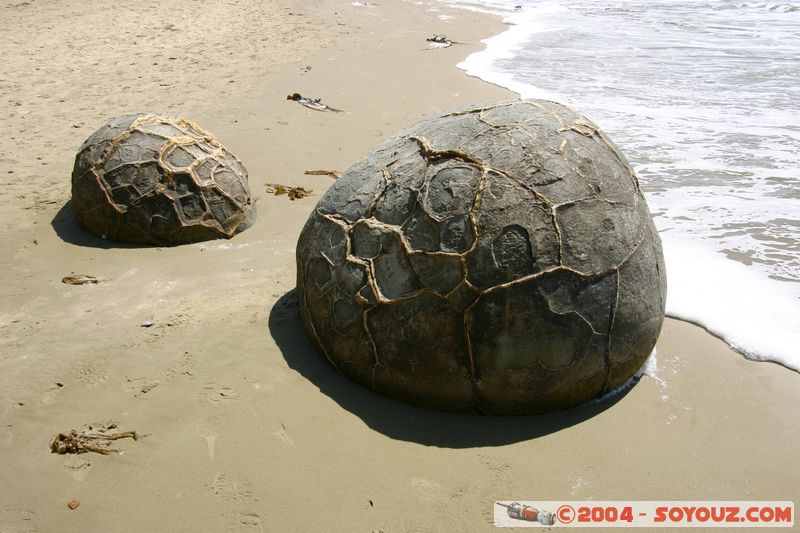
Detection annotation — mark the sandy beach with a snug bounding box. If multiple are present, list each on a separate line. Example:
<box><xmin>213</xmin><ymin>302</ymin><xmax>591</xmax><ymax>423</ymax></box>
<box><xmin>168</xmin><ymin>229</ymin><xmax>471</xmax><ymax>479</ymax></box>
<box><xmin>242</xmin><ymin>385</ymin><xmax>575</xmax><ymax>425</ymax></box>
<box><xmin>1</xmin><ymin>0</ymin><xmax>798</xmax><ymax>531</ymax></box>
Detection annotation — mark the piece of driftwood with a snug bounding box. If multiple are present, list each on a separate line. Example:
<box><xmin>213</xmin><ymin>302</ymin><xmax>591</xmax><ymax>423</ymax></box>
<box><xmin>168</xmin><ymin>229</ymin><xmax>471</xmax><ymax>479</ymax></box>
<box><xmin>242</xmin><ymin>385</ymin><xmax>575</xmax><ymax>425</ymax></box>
<box><xmin>50</xmin><ymin>428</ymin><xmax>139</xmax><ymax>455</ymax></box>
<box><xmin>62</xmin><ymin>274</ymin><xmax>99</xmax><ymax>285</ymax></box>
<box><xmin>304</xmin><ymin>169</ymin><xmax>341</xmax><ymax>180</ymax></box>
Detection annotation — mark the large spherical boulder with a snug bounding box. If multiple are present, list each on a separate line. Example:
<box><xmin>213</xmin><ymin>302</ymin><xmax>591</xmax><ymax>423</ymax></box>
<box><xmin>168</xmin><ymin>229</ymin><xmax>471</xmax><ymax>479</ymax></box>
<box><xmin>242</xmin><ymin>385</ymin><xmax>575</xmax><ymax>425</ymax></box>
<box><xmin>71</xmin><ymin>113</ymin><xmax>256</xmax><ymax>245</ymax></box>
<box><xmin>296</xmin><ymin>100</ymin><xmax>666</xmax><ymax>415</ymax></box>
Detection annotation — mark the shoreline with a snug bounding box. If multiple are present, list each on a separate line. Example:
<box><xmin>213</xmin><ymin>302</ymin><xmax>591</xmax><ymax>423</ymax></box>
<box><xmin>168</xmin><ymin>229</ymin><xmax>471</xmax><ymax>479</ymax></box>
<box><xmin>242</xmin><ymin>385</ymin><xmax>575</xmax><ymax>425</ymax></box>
<box><xmin>444</xmin><ymin>0</ymin><xmax>800</xmax><ymax>373</ymax></box>
<box><xmin>421</xmin><ymin>2</ymin><xmax>800</xmax><ymax>376</ymax></box>
<box><xmin>1</xmin><ymin>1</ymin><xmax>798</xmax><ymax>531</ymax></box>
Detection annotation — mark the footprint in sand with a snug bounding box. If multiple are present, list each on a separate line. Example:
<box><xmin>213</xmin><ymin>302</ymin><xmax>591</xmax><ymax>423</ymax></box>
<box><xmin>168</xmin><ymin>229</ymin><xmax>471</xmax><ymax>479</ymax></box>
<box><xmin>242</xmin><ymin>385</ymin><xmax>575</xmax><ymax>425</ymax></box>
<box><xmin>450</xmin><ymin>486</ymin><xmax>468</xmax><ymax>501</ymax></box>
<box><xmin>273</xmin><ymin>422</ymin><xmax>293</xmax><ymax>445</ymax></box>
<box><xmin>71</xmin><ymin>363</ymin><xmax>107</xmax><ymax>385</ymax></box>
<box><xmin>163</xmin><ymin>351</ymin><xmax>194</xmax><ymax>381</ymax></box>
<box><xmin>230</xmin><ymin>511</ymin><xmax>264</xmax><ymax>532</ymax></box>
<box><xmin>479</xmin><ymin>454</ymin><xmax>512</xmax><ymax>482</ymax></box>
<box><xmin>0</xmin><ymin>425</ymin><xmax>13</xmax><ymax>447</ymax></box>
<box><xmin>197</xmin><ymin>382</ymin><xmax>239</xmax><ymax>405</ymax></box>
<box><xmin>195</xmin><ymin>418</ymin><xmax>219</xmax><ymax>460</ymax></box>
<box><xmin>211</xmin><ymin>472</ymin><xmax>252</xmax><ymax>502</ymax></box>
<box><xmin>123</xmin><ymin>377</ymin><xmax>160</xmax><ymax>398</ymax></box>
<box><xmin>41</xmin><ymin>382</ymin><xmax>64</xmax><ymax>405</ymax></box>
<box><xmin>63</xmin><ymin>455</ymin><xmax>92</xmax><ymax>481</ymax></box>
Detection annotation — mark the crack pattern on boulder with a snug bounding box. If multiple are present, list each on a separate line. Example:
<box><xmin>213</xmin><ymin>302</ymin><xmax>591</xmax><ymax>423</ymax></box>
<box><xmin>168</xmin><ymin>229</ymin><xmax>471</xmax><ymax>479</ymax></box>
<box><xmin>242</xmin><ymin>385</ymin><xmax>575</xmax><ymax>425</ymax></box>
<box><xmin>71</xmin><ymin>113</ymin><xmax>256</xmax><ymax>245</ymax></box>
<box><xmin>296</xmin><ymin>100</ymin><xmax>667</xmax><ymax>415</ymax></box>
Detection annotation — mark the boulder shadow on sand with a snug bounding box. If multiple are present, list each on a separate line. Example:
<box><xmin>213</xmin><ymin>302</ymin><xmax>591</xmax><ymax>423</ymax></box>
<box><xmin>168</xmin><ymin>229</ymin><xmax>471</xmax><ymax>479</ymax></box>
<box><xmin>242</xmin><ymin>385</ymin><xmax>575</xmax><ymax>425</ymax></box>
<box><xmin>51</xmin><ymin>200</ymin><xmax>150</xmax><ymax>249</ymax></box>
<box><xmin>268</xmin><ymin>289</ymin><xmax>633</xmax><ymax>448</ymax></box>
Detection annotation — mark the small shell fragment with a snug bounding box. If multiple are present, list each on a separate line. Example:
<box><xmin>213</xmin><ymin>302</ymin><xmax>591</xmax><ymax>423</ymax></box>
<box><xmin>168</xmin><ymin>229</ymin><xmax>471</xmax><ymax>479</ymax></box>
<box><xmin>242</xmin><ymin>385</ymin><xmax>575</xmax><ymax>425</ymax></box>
<box><xmin>265</xmin><ymin>183</ymin><xmax>313</xmax><ymax>200</ymax></box>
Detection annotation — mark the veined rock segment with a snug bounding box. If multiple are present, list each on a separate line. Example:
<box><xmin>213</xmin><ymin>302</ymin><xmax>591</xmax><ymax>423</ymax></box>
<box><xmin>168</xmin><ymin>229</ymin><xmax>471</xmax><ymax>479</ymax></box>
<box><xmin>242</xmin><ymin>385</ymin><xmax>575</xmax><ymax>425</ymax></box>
<box><xmin>72</xmin><ymin>113</ymin><xmax>256</xmax><ymax>245</ymax></box>
<box><xmin>296</xmin><ymin>100</ymin><xmax>667</xmax><ymax>415</ymax></box>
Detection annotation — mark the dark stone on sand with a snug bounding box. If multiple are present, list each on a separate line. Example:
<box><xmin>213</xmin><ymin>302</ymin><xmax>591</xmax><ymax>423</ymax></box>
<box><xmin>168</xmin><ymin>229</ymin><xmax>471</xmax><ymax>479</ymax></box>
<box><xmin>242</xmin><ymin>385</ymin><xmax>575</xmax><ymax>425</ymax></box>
<box><xmin>296</xmin><ymin>100</ymin><xmax>667</xmax><ymax>415</ymax></box>
<box><xmin>71</xmin><ymin>113</ymin><xmax>256</xmax><ymax>245</ymax></box>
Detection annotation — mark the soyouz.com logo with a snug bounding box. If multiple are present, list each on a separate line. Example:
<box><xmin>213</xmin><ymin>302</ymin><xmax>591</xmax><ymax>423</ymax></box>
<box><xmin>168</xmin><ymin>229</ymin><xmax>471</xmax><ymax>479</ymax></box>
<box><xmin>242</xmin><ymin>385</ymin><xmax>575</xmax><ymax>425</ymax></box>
<box><xmin>494</xmin><ymin>501</ymin><xmax>794</xmax><ymax>528</ymax></box>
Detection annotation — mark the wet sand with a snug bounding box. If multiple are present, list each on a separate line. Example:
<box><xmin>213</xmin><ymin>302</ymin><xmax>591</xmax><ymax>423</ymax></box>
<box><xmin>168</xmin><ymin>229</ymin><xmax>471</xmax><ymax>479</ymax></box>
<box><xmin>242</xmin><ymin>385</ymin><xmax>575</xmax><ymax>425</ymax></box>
<box><xmin>1</xmin><ymin>1</ymin><xmax>798</xmax><ymax>531</ymax></box>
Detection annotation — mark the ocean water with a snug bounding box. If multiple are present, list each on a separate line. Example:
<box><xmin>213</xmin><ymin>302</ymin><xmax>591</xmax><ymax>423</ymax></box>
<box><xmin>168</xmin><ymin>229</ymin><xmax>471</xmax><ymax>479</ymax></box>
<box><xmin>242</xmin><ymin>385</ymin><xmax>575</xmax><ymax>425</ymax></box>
<box><xmin>438</xmin><ymin>0</ymin><xmax>800</xmax><ymax>370</ymax></box>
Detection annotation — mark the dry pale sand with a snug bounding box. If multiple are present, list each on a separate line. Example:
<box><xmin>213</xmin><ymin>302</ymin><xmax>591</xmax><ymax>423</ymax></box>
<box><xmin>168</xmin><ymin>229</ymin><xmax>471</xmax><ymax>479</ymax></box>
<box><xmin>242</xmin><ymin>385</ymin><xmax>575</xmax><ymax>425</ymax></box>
<box><xmin>1</xmin><ymin>0</ymin><xmax>798</xmax><ymax>532</ymax></box>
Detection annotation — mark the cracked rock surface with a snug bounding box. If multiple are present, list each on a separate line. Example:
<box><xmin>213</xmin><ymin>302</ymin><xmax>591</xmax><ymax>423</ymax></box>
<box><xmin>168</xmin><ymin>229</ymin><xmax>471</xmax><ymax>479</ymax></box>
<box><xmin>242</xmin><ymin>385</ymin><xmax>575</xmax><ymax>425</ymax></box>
<box><xmin>72</xmin><ymin>114</ymin><xmax>256</xmax><ymax>245</ymax></box>
<box><xmin>296</xmin><ymin>100</ymin><xmax>667</xmax><ymax>415</ymax></box>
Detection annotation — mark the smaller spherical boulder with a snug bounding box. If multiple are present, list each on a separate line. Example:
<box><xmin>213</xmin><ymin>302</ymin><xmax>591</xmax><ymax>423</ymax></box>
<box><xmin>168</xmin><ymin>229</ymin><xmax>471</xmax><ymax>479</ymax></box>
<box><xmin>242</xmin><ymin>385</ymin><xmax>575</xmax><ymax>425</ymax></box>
<box><xmin>71</xmin><ymin>113</ymin><xmax>256</xmax><ymax>245</ymax></box>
